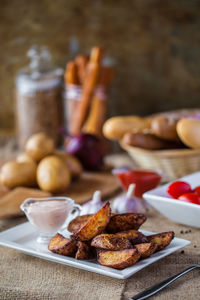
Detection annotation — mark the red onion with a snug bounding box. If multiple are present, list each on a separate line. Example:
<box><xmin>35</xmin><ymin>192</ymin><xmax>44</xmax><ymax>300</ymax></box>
<box><xmin>65</xmin><ymin>133</ymin><xmax>106</xmax><ymax>170</ymax></box>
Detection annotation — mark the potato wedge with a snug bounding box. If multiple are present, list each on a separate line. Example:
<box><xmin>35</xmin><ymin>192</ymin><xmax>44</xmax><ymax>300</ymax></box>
<box><xmin>75</xmin><ymin>202</ymin><xmax>111</xmax><ymax>241</ymax></box>
<box><xmin>147</xmin><ymin>231</ymin><xmax>174</xmax><ymax>251</ymax></box>
<box><xmin>48</xmin><ymin>233</ymin><xmax>77</xmax><ymax>256</ymax></box>
<box><xmin>134</xmin><ymin>243</ymin><xmax>158</xmax><ymax>259</ymax></box>
<box><xmin>106</xmin><ymin>213</ymin><xmax>146</xmax><ymax>233</ymax></box>
<box><xmin>91</xmin><ymin>235</ymin><xmax>132</xmax><ymax>250</ymax></box>
<box><xmin>97</xmin><ymin>249</ymin><xmax>141</xmax><ymax>270</ymax></box>
<box><xmin>75</xmin><ymin>241</ymin><xmax>95</xmax><ymax>260</ymax></box>
<box><xmin>114</xmin><ymin>230</ymin><xmax>148</xmax><ymax>245</ymax></box>
<box><xmin>68</xmin><ymin>214</ymin><xmax>94</xmax><ymax>233</ymax></box>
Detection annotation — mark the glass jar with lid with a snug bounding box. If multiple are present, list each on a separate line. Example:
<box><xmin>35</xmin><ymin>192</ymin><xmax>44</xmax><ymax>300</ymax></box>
<box><xmin>16</xmin><ymin>46</ymin><xmax>64</xmax><ymax>148</ymax></box>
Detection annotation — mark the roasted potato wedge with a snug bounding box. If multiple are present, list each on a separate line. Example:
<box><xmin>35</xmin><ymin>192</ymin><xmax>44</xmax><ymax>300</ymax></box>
<box><xmin>91</xmin><ymin>234</ymin><xmax>132</xmax><ymax>250</ymax></box>
<box><xmin>134</xmin><ymin>243</ymin><xmax>158</xmax><ymax>259</ymax></box>
<box><xmin>106</xmin><ymin>213</ymin><xmax>146</xmax><ymax>233</ymax></box>
<box><xmin>75</xmin><ymin>202</ymin><xmax>111</xmax><ymax>241</ymax></box>
<box><xmin>68</xmin><ymin>214</ymin><xmax>94</xmax><ymax>233</ymax></box>
<box><xmin>114</xmin><ymin>230</ymin><xmax>148</xmax><ymax>245</ymax></box>
<box><xmin>97</xmin><ymin>249</ymin><xmax>141</xmax><ymax>270</ymax></box>
<box><xmin>75</xmin><ymin>241</ymin><xmax>95</xmax><ymax>260</ymax></box>
<box><xmin>48</xmin><ymin>233</ymin><xmax>77</xmax><ymax>256</ymax></box>
<box><xmin>147</xmin><ymin>231</ymin><xmax>174</xmax><ymax>251</ymax></box>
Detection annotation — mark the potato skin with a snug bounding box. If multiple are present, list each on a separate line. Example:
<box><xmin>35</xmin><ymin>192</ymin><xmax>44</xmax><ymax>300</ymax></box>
<box><xmin>91</xmin><ymin>235</ymin><xmax>132</xmax><ymax>251</ymax></box>
<box><xmin>134</xmin><ymin>243</ymin><xmax>158</xmax><ymax>258</ymax></box>
<box><xmin>151</xmin><ymin>116</ymin><xmax>179</xmax><ymax>141</ymax></box>
<box><xmin>68</xmin><ymin>214</ymin><xmax>94</xmax><ymax>233</ymax></box>
<box><xmin>97</xmin><ymin>248</ymin><xmax>141</xmax><ymax>270</ymax></box>
<box><xmin>147</xmin><ymin>231</ymin><xmax>174</xmax><ymax>251</ymax></box>
<box><xmin>106</xmin><ymin>213</ymin><xmax>147</xmax><ymax>233</ymax></box>
<box><xmin>75</xmin><ymin>202</ymin><xmax>111</xmax><ymax>241</ymax></box>
<box><xmin>75</xmin><ymin>241</ymin><xmax>95</xmax><ymax>260</ymax></box>
<box><xmin>48</xmin><ymin>233</ymin><xmax>77</xmax><ymax>257</ymax></box>
<box><xmin>37</xmin><ymin>155</ymin><xmax>71</xmax><ymax>193</ymax></box>
<box><xmin>54</xmin><ymin>151</ymin><xmax>83</xmax><ymax>179</ymax></box>
<box><xmin>16</xmin><ymin>152</ymin><xmax>37</xmax><ymax>164</ymax></box>
<box><xmin>25</xmin><ymin>132</ymin><xmax>55</xmax><ymax>161</ymax></box>
<box><xmin>114</xmin><ymin>230</ymin><xmax>148</xmax><ymax>245</ymax></box>
<box><xmin>0</xmin><ymin>160</ymin><xmax>37</xmax><ymax>189</ymax></box>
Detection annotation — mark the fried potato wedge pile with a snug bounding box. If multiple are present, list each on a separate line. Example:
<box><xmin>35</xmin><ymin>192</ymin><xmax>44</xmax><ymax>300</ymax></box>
<box><xmin>48</xmin><ymin>201</ymin><xmax>175</xmax><ymax>270</ymax></box>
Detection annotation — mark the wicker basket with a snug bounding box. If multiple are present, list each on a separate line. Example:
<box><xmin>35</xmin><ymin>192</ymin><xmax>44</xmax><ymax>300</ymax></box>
<box><xmin>120</xmin><ymin>141</ymin><xmax>200</xmax><ymax>182</ymax></box>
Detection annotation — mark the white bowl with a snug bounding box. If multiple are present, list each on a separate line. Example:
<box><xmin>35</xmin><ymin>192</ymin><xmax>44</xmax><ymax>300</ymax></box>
<box><xmin>143</xmin><ymin>171</ymin><xmax>200</xmax><ymax>228</ymax></box>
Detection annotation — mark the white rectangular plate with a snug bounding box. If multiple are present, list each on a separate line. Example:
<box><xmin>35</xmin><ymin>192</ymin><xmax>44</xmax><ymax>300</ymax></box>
<box><xmin>0</xmin><ymin>222</ymin><xmax>190</xmax><ymax>279</ymax></box>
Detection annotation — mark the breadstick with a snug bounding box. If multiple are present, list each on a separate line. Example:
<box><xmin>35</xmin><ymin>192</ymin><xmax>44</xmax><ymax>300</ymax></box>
<box><xmin>75</xmin><ymin>55</ymin><xmax>89</xmax><ymax>84</ymax></box>
<box><xmin>82</xmin><ymin>67</ymin><xmax>114</xmax><ymax>137</ymax></box>
<box><xmin>70</xmin><ymin>47</ymin><xmax>103</xmax><ymax>135</ymax></box>
<box><xmin>64</xmin><ymin>62</ymin><xmax>81</xmax><ymax>133</ymax></box>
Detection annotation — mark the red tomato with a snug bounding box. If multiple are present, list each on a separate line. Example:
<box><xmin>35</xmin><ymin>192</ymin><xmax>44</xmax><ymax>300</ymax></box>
<box><xmin>167</xmin><ymin>181</ymin><xmax>192</xmax><ymax>199</ymax></box>
<box><xmin>117</xmin><ymin>170</ymin><xmax>161</xmax><ymax>197</ymax></box>
<box><xmin>194</xmin><ymin>186</ymin><xmax>200</xmax><ymax>196</ymax></box>
<box><xmin>178</xmin><ymin>193</ymin><xmax>200</xmax><ymax>205</ymax></box>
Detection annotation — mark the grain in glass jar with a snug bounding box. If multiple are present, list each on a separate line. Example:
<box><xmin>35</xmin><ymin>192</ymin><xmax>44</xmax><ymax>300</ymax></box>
<box><xmin>16</xmin><ymin>46</ymin><xmax>64</xmax><ymax>148</ymax></box>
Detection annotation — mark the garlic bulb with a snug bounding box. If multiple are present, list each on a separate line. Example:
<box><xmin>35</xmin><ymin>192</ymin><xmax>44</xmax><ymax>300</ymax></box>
<box><xmin>80</xmin><ymin>190</ymin><xmax>104</xmax><ymax>215</ymax></box>
<box><xmin>112</xmin><ymin>184</ymin><xmax>146</xmax><ymax>214</ymax></box>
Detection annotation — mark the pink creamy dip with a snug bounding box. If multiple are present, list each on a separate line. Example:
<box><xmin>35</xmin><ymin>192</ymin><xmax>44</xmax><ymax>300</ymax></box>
<box><xmin>27</xmin><ymin>200</ymin><xmax>71</xmax><ymax>233</ymax></box>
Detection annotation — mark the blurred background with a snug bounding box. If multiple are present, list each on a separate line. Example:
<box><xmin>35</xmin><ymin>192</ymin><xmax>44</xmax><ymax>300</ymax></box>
<box><xmin>1</xmin><ymin>0</ymin><xmax>200</xmax><ymax>135</ymax></box>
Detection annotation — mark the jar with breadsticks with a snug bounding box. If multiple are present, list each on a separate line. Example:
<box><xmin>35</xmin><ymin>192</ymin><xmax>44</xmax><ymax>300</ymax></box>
<box><xmin>103</xmin><ymin>109</ymin><xmax>200</xmax><ymax>182</ymax></box>
<box><xmin>64</xmin><ymin>46</ymin><xmax>114</xmax><ymax>170</ymax></box>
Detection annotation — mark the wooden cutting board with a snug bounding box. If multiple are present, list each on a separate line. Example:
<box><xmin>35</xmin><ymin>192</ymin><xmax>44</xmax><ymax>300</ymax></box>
<box><xmin>0</xmin><ymin>170</ymin><xmax>121</xmax><ymax>220</ymax></box>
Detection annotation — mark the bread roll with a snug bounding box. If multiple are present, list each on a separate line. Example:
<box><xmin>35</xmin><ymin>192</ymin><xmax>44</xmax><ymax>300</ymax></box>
<box><xmin>122</xmin><ymin>132</ymin><xmax>183</xmax><ymax>150</ymax></box>
<box><xmin>177</xmin><ymin>118</ymin><xmax>200</xmax><ymax>148</ymax></box>
<box><xmin>103</xmin><ymin>116</ymin><xmax>151</xmax><ymax>141</ymax></box>
<box><xmin>151</xmin><ymin>116</ymin><xmax>179</xmax><ymax>141</ymax></box>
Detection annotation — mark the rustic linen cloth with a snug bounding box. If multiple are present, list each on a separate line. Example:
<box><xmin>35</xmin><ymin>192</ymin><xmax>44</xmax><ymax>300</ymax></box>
<box><xmin>0</xmin><ymin>208</ymin><xmax>199</xmax><ymax>299</ymax></box>
<box><xmin>123</xmin><ymin>209</ymin><xmax>200</xmax><ymax>300</ymax></box>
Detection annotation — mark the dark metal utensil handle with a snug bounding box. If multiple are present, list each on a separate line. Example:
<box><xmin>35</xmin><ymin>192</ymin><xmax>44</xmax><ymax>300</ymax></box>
<box><xmin>130</xmin><ymin>264</ymin><xmax>200</xmax><ymax>300</ymax></box>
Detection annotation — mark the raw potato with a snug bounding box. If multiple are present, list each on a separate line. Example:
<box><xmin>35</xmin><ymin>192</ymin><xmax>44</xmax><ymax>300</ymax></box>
<box><xmin>68</xmin><ymin>214</ymin><xmax>94</xmax><ymax>233</ymax></box>
<box><xmin>75</xmin><ymin>202</ymin><xmax>111</xmax><ymax>241</ymax></box>
<box><xmin>48</xmin><ymin>233</ymin><xmax>77</xmax><ymax>256</ymax></box>
<box><xmin>91</xmin><ymin>234</ymin><xmax>132</xmax><ymax>250</ymax></box>
<box><xmin>0</xmin><ymin>160</ymin><xmax>37</xmax><ymax>189</ymax></box>
<box><xmin>122</xmin><ymin>132</ymin><xmax>181</xmax><ymax>150</ymax></box>
<box><xmin>25</xmin><ymin>132</ymin><xmax>55</xmax><ymax>161</ymax></box>
<box><xmin>147</xmin><ymin>231</ymin><xmax>174</xmax><ymax>251</ymax></box>
<box><xmin>37</xmin><ymin>155</ymin><xmax>71</xmax><ymax>193</ymax></box>
<box><xmin>54</xmin><ymin>151</ymin><xmax>83</xmax><ymax>179</ymax></box>
<box><xmin>97</xmin><ymin>248</ymin><xmax>141</xmax><ymax>270</ymax></box>
<box><xmin>106</xmin><ymin>213</ymin><xmax>147</xmax><ymax>233</ymax></box>
<box><xmin>16</xmin><ymin>152</ymin><xmax>37</xmax><ymax>164</ymax></box>
<box><xmin>177</xmin><ymin>118</ymin><xmax>200</xmax><ymax>148</ymax></box>
<box><xmin>75</xmin><ymin>241</ymin><xmax>94</xmax><ymax>260</ymax></box>
<box><xmin>134</xmin><ymin>243</ymin><xmax>158</xmax><ymax>258</ymax></box>
<box><xmin>151</xmin><ymin>116</ymin><xmax>179</xmax><ymax>141</ymax></box>
<box><xmin>103</xmin><ymin>116</ymin><xmax>151</xmax><ymax>141</ymax></box>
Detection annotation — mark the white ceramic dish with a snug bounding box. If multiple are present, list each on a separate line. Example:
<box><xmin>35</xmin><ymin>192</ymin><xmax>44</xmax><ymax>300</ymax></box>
<box><xmin>143</xmin><ymin>171</ymin><xmax>200</xmax><ymax>228</ymax></box>
<box><xmin>0</xmin><ymin>222</ymin><xmax>190</xmax><ymax>279</ymax></box>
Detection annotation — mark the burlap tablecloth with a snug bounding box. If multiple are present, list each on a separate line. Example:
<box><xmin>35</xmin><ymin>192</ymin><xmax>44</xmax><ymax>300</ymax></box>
<box><xmin>0</xmin><ymin>208</ymin><xmax>199</xmax><ymax>300</ymax></box>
